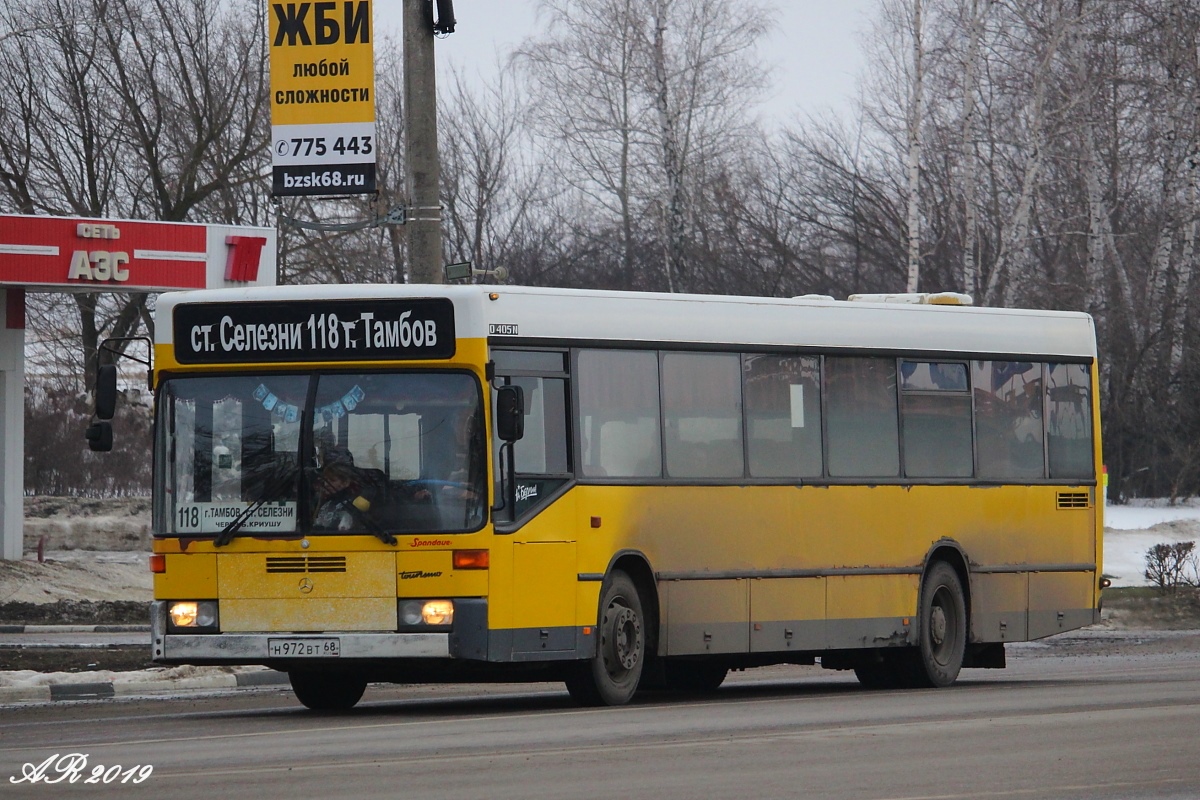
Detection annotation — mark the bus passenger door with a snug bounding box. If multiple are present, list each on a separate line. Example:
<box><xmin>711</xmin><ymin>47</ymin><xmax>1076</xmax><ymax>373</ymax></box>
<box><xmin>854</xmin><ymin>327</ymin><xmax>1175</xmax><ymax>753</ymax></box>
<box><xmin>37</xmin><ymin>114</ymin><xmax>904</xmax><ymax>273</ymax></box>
<box><xmin>492</xmin><ymin>351</ymin><xmax>579</xmax><ymax>656</ymax></box>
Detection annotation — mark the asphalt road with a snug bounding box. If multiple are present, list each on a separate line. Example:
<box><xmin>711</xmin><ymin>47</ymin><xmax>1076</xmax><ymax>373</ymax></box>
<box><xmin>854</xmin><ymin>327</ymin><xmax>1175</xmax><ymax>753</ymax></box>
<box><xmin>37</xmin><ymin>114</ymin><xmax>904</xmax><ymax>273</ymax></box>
<box><xmin>2</xmin><ymin>641</ymin><xmax>1199</xmax><ymax>800</ymax></box>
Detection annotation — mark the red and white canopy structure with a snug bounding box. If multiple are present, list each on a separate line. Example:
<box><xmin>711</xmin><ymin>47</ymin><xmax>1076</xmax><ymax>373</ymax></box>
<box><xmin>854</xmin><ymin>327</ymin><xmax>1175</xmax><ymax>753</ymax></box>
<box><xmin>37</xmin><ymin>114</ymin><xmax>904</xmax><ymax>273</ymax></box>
<box><xmin>0</xmin><ymin>214</ymin><xmax>277</xmax><ymax>559</ymax></box>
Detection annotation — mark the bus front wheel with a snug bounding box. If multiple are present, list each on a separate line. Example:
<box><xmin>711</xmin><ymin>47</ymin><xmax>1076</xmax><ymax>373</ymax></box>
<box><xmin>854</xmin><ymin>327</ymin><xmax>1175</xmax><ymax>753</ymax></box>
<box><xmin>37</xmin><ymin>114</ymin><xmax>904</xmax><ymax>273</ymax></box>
<box><xmin>289</xmin><ymin>670</ymin><xmax>367</xmax><ymax>711</ymax></box>
<box><xmin>912</xmin><ymin>562</ymin><xmax>967</xmax><ymax>688</ymax></box>
<box><xmin>565</xmin><ymin>570</ymin><xmax>645</xmax><ymax>706</ymax></box>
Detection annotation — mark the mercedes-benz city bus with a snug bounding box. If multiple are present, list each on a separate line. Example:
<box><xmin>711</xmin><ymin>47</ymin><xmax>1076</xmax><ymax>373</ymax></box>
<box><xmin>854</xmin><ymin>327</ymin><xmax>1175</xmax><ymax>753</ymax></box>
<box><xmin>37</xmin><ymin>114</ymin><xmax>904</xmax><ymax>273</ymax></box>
<box><xmin>124</xmin><ymin>285</ymin><xmax>1101</xmax><ymax>709</ymax></box>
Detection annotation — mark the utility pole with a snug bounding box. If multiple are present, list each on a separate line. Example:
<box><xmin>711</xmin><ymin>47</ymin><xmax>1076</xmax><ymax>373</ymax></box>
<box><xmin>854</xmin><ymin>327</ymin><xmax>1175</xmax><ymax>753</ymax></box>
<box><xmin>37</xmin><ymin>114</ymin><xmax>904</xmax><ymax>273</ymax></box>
<box><xmin>403</xmin><ymin>0</ymin><xmax>443</xmax><ymax>284</ymax></box>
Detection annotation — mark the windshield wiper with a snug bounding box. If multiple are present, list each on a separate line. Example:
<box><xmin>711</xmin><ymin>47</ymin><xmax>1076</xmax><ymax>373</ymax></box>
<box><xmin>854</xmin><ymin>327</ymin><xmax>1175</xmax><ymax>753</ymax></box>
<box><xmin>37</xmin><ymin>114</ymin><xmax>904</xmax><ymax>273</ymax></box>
<box><xmin>348</xmin><ymin>501</ymin><xmax>397</xmax><ymax>546</ymax></box>
<box><xmin>214</xmin><ymin>467</ymin><xmax>298</xmax><ymax>547</ymax></box>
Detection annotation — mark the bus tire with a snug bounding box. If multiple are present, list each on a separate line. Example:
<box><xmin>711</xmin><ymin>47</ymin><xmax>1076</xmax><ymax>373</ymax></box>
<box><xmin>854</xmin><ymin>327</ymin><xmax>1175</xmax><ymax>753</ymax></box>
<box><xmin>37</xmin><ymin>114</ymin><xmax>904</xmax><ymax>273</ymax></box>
<box><xmin>289</xmin><ymin>670</ymin><xmax>367</xmax><ymax>711</ymax></box>
<box><xmin>912</xmin><ymin>562</ymin><xmax>967</xmax><ymax>688</ymax></box>
<box><xmin>565</xmin><ymin>571</ymin><xmax>645</xmax><ymax>706</ymax></box>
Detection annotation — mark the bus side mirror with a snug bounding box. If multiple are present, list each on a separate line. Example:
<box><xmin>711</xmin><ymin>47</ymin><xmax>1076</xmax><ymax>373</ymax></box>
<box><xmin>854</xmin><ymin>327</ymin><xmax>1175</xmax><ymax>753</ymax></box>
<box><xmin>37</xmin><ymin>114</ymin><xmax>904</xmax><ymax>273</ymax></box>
<box><xmin>95</xmin><ymin>364</ymin><xmax>117</xmax><ymax>420</ymax></box>
<box><xmin>495</xmin><ymin>385</ymin><xmax>525</xmax><ymax>442</ymax></box>
<box><xmin>85</xmin><ymin>421</ymin><xmax>113</xmax><ymax>452</ymax></box>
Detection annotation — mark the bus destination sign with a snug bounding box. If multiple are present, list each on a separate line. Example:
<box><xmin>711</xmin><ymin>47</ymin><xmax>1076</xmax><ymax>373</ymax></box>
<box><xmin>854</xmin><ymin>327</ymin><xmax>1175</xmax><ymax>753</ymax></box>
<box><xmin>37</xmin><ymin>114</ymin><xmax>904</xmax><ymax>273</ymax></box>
<box><xmin>173</xmin><ymin>299</ymin><xmax>456</xmax><ymax>363</ymax></box>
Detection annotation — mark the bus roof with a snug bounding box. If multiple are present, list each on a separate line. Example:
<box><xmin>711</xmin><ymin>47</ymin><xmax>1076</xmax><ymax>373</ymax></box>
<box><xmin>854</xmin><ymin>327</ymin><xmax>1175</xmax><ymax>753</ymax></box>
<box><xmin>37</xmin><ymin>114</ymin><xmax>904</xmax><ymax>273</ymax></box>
<box><xmin>156</xmin><ymin>284</ymin><xmax>1097</xmax><ymax>360</ymax></box>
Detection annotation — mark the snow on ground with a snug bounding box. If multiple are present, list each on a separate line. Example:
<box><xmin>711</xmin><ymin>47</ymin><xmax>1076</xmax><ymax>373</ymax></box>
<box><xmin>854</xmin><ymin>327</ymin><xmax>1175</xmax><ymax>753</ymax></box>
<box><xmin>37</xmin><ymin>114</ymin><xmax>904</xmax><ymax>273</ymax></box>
<box><xmin>0</xmin><ymin>552</ymin><xmax>150</xmax><ymax>603</ymax></box>
<box><xmin>0</xmin><ymin>664</ymin><xmax>275</xmax><ymax>690</ymax></box>
<box><xmin>1104</xmin><ymin>496</ymin><xmax>1200</xmax><ymax>529</ymax></box>
<box><xmin>1104</xmin><ymin>501</ymin><xmax>1200</xmax><ymax>587</ymax></box>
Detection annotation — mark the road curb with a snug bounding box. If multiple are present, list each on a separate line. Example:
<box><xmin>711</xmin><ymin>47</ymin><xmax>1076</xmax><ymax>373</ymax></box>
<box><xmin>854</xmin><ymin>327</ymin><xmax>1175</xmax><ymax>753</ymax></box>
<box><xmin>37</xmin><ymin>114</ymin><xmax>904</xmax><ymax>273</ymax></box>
<box><xmin>0</xmin><ymin>669</ymin><xmax>289</xmax><ymax>705</ymax></box>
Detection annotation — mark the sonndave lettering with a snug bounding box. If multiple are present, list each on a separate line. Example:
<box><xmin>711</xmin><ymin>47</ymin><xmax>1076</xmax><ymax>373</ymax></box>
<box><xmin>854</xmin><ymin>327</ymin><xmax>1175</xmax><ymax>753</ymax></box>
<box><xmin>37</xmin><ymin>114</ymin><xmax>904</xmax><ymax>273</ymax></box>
<box><xmin>410</xmin><ymin>537</ymin><xmax>452</xmax><ymax>548</ymax></box>
<box><xmin>191</xmin><ymin>311</ymin><xmax>438</xmax><ymax>356</ymax></box>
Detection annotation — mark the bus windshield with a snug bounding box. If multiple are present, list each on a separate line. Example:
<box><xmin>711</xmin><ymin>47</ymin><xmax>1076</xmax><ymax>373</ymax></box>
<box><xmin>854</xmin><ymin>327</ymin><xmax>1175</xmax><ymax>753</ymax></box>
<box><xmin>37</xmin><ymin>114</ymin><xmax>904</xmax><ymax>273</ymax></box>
<box><xmin>154</xmin><ymin>371</ymin><xmax>486</xmax><ymax>539</ymax></box>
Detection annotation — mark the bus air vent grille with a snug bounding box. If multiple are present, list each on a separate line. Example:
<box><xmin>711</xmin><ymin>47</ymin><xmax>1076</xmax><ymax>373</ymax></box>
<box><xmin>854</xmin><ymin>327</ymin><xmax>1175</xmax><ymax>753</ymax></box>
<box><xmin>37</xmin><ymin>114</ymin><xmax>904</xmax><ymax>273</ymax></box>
<box><xmin>1056</xmin><ymin>491</ymin><xmax>1091</xmax><ymax>510</ymax></box>
<box><xmin>265</xmin><ymin>556</ymin><xmax>348</xmax><ymax>573</ymax></box>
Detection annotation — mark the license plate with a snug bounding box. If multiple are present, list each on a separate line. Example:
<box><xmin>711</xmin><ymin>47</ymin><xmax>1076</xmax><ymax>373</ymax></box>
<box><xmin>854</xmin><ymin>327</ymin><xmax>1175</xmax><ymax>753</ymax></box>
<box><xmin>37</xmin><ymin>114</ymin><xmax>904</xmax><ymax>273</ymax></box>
<box><xmin>268</xmin><ymin>637</ymin><xmax>341</xmax><ymax>658</ymax></box>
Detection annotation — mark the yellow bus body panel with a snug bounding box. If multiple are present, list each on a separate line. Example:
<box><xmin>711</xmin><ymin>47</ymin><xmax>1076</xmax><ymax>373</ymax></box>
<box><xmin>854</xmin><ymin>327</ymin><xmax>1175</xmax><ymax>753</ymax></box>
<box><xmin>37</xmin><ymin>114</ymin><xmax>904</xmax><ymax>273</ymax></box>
<box><xmin>497</xmin><ymin>489</ymin><xmax>583</xmax><ymax>630</ymax></box>
<box><xmin>154</xmin><ymin>553</ymin><xmax>217</xmax><ymax>599</ymax></box>
<box><xmin>221</xmin><ymin>599</ymin><xmax>395</xmax><ymax>632</ymax></box>
<box><xmin>550</xmin><ymin>482</ymin><xmax>1096</xmax><ymax>649</ymax></box>
<box><xmin>396</xmin><ymin>547</ymin><xmax>488</xmax><ymax>598</ymax></box>
<box><xmin>217</xmin><ymin>552</ymin><xmax>394</xmax><ymax>632</ymax></box>
<box><xmin>219</xmin><ymin>552</ymin><xmax>395</xmax><ymax>599</ymax></box>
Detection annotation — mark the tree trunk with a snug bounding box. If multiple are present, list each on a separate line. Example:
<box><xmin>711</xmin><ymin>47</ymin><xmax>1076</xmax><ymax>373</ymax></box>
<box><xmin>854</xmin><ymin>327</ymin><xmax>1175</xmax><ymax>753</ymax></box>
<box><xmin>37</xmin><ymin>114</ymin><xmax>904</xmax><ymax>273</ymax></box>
<box><xmin>904</xmin><ymin>0</ymin><xmax>923</xmax><ymax>293</ymax></box>
<box><xmin>958</xmin><ymin>0</ymin><xmax>986</xmax><ymax>298</ymax></box>
<box><xmin>652</xmin><ymin>4</ymin><xmax>685</xmax><ymax>293</ymax></box>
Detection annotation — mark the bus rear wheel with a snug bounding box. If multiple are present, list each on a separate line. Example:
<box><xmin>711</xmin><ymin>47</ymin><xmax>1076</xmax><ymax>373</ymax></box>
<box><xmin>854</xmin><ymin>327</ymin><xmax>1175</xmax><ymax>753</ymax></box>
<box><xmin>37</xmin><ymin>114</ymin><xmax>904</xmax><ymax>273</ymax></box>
<box><xmin>912</xmin><ymin>562</ymin><xmax>967</xmax><ymax>688</ymax></box>
<box><xmin>565</xmin><ymin>570</ymin><xmax>645</xmax><ymax>706</ymax></box>
<box><xmin>289</xmin><ymin>670</ymin><xmax>367</xmax><ymax>711</ymax></box>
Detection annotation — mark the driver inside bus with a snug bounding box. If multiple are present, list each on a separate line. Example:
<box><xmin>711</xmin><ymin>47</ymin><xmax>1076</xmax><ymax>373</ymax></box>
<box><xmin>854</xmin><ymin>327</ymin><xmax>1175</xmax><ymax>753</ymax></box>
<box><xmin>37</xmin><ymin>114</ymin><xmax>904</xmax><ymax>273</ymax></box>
<box><xmin>311</xmin><ymin>444</ymin><xmax>375</xmax><ymax>532</ymax></box>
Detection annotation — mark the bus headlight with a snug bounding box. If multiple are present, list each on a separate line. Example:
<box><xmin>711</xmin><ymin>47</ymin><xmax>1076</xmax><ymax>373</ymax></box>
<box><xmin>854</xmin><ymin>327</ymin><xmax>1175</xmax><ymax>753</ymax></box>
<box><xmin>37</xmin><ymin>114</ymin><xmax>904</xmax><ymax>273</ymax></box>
<box><xmin>168</xmin><ymin>600</ymin><xmax>219</xmax><ymax>631</ymax></box>
<box><xmin>398</xmin><ymin>599</ymin><xmax>454</xmax><ymax>630</ymax></box>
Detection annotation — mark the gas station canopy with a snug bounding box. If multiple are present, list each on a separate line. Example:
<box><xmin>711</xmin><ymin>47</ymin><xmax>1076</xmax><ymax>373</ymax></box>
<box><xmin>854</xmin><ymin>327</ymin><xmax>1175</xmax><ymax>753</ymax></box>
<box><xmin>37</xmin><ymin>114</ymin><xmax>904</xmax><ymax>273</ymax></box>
<box><xmin>0</xmin><ymin>214</ymin><xmax>276</xmax><ymax>291</ymax></box>
<box><xmin>0</xmin><ymin>214</ymin><xmax>278</xmax><ymax>559</ymax></box>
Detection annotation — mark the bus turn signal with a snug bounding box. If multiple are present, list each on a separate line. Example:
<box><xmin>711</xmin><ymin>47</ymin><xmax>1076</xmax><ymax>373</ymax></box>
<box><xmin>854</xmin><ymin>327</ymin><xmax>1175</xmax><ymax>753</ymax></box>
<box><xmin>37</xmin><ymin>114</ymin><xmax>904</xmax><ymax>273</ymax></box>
<box><xmin>453</xmin><ymin>550</ymin><xmax>489</xmax><ymax>569</ymax></box>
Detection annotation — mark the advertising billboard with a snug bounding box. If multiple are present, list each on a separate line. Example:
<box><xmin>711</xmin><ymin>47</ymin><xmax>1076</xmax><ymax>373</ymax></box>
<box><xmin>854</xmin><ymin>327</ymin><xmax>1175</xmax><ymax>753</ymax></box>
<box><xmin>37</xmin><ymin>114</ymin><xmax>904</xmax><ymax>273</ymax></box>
<box><xmin>269</xmin><ymin>1</ymin><xmax>376</xmax><ymax>196</ymax></box>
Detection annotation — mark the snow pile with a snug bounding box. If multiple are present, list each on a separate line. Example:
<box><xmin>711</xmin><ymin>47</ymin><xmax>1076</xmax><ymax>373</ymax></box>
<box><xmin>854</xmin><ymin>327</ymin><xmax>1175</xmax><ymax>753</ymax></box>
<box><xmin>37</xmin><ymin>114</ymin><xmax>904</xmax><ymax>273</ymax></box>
<box><xmin>0</xmin><ymin>664</ymin><xmax>274</xmax><ymax>689</ymax></box>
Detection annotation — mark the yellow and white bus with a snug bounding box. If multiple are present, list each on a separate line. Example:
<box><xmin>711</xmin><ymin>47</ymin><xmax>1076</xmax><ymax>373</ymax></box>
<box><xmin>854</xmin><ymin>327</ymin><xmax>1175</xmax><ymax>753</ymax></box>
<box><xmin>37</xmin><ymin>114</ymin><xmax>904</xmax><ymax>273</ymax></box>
<box><xmin>137</xmin><ymin>285</ymin><xmax>1102</xmax><ymax>709</ymax></box>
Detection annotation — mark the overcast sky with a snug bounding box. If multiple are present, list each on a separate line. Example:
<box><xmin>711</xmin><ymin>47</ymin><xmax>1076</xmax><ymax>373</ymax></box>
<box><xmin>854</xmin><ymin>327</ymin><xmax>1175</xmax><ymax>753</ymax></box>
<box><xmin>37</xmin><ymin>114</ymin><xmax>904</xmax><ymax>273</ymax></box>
<box><xmin>373</xmin><ymin>1</ymin><xmax>876</xmax><ymax>123</ymax></box>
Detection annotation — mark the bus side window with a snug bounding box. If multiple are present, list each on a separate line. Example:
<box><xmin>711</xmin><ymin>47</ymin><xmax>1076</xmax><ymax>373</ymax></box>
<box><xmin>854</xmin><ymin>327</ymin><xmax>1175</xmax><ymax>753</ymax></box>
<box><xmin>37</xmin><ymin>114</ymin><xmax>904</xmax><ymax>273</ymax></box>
<box><xmin>900</xmin><ymin>361</ymin><xmax>973</xmax><ymax>478</ymax></box>
<box><xmin>509</xmin><ymin>376</ymin><xmax>570</xmax><ymax>475</ymax></box>
<box><xmin>743</xmin><ymin>354</ymin><xmax>823</xmax><ymax>478</ymax></box>
<box><xmin>973</xmin><ymin>361</ymin><xmax>1045</xmax><ymax>480</ymax></box>
<box><xmin>1046</xmin><ymin>363</ymin><xmax>1093</xmax><ymax>479</ymax></box>
<box><xmin>577</xmin><ymin>349</ymin><xmax>662</xmax><ymax>478</ymax></box>
<box><xmin>661</xmin><ymin>352</ymin><xmax>744</xmax><ymax>479</ymax></box>
<box><xmin>491</xmin><ymin>349</ymin><xmax>573</xmax><ymax>519</ymax></box>
<box><xmin>825</xmin><ymin>356</ymin><xmax>900</xmax><ymax>478</ymax></box>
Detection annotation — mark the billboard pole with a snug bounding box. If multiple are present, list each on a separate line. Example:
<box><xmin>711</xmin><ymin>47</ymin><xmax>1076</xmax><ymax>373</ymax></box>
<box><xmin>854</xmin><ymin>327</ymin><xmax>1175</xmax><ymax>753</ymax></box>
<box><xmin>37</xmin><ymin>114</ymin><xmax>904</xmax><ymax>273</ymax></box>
<box><xmin>403</xmin><ymin>0</ymin><xmax>444</xmax><ymax>284</ymax></box>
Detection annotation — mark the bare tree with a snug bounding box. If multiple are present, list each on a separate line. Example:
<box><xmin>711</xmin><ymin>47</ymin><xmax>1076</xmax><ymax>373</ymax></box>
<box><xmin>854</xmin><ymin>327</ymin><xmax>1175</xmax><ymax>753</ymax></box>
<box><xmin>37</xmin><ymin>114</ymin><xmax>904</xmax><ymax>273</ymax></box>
<box><xmin>519</xmin><ymin>0</ymin><xmax>648</xmax><ymax>287</ymax></box>
<box><xmin>0</xmin><ymin>0</ymin><xmax>271</xmax><ymax>386</ymax></box>
<box><xmin>519</xmin><ymin>0</ymin><xmax>768</xmax><ymax>292</ymax></box>
<box><xmin>955</xmin><ymin>0</ymin><xmax>990</xmax><ymax>297</ymax></box>
<box><xmin>905</xmin><ymin>0</ymin><xmax>924</xmax><ymax>292</ymax></box>
<box><xmin>439</xmin><ymin>66</ymin><xmax>552</xmax><ymax>283</ymax></box>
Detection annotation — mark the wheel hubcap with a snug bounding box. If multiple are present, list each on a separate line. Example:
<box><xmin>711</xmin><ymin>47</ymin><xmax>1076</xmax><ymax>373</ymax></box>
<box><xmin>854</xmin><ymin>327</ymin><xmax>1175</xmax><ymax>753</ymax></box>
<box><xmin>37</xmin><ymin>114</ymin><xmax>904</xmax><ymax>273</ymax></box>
<box><xmin>928</xmin><ymin>586</ymin><xmax>958</xmax><ymax>666</ymax></box>
<box><xmin>930</xmin><ymin>603</ymin><xmax>947</xmax><ymax>648</ymax></box>
<box><xmin>603</xmin><ymin>602</ymin><xmax>642</xmax><ymax>674</ymax></box>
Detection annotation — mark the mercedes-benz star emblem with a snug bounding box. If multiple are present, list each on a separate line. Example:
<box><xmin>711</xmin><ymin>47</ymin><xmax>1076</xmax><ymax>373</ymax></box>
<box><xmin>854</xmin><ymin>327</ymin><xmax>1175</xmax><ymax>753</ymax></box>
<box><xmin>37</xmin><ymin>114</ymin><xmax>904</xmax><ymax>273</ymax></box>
<box><xmin>298</xmin><ymin>577</ymin><xmax>314</xmax><ymax>594</ymax></box>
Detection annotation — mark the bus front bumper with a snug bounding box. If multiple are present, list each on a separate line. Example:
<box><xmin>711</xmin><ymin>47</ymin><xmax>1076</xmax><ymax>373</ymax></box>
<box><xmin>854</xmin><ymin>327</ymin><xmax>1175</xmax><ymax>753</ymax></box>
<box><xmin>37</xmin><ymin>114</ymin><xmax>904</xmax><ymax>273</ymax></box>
<box><xmin>150</xmin><ymin>601</ymin><xmax>451</xmax><ymax>665</ymax></box>
<box><xmin>156</xmin><ymin>631</ymin><xmax>450</xmax><ymax>663</ymax></box>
